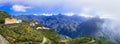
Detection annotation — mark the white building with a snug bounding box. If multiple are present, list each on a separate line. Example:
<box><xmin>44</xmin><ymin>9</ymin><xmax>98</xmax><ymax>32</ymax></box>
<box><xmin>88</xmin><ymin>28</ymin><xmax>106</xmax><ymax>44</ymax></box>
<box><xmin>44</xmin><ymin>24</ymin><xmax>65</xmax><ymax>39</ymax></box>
<box><xmin>36</xmin><ymin>27</ymin><xmax>50</xmax><ymax>30</ymax></box>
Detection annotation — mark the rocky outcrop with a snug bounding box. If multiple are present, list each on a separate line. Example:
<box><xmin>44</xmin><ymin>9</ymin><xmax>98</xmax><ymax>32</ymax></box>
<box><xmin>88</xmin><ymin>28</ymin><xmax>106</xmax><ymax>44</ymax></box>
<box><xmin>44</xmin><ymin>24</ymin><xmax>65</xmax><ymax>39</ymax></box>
<box><xmin>0</xmin><ymin>35</ymin><xmax>9</xmax><ymax>44</ymax></box>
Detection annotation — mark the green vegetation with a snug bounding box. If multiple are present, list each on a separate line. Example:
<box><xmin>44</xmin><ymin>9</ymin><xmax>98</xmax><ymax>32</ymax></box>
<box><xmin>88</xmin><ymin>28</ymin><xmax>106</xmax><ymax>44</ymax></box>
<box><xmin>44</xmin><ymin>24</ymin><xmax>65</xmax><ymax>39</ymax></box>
<box><xmin>0</xmin><ymin>10</ymin><xmax>11</xmax><ymax>20</ymax></box>
<box><xmin>39</xmin><ymin>29</ymin><xmax>64</xmax><ymax>44</ymax></box>
<box><xmin>67</xmin><ymin>36</ymin><xmax>115</xmax><ymax>44</ymax></box>
<box><xmin>95</xmin><ymin>36</ymin><xmax>115</xmax><ymax>44</ymax></box>
<box><xmin>0</xmin><ymin>10</ymin><xmax>115</xmax><ymax>44</ymax></box>
<box><xmin>0</xmin><ymin>19</ymin><xmax>4</xmax><ymax>24</ymax></box>
<box><xmin>0</xmin><ymin>23</ymin><xmax>44</xmax><ymax>44</ymax></box>
<box><xmin>0</xmin><ymin>22</ymin><xmax>64</xmax><ymax>44</ymax></box>
<box><xmin>0</xmin><ymin>10</ymin><xmax>10</xmax><ymax>24</ymax></box>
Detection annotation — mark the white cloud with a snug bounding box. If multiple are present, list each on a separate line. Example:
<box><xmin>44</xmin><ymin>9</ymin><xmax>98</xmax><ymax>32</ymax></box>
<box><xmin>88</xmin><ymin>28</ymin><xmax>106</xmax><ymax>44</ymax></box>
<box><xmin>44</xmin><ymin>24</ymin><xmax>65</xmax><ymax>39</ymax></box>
<box><xmin>11</xmin><ymin>5</ymin><xmax>31</xmax><ymax>12</ymax></box>
<box><xmin>1</xmin><ymin>0</ymin><xmax>120</xmax><ymax>19</ymax></box>
<box><xmin>79</xmin><ymin>13</ymin><xmax>95</xmax><ymax>18</ymax></box>
<box><xmin>63</xmin><ymin>13</ymin><xmax>75</xmax><ymax>16</ymax></box>
<box><xmin>33</xmin><ymin>14</ymin><xmax>39</xmax><ymax>16</ymax></box>
<box><xmin>41</xmin><ymin>13</ymin><xmax>53</xmax><ymax>16</ymax></box>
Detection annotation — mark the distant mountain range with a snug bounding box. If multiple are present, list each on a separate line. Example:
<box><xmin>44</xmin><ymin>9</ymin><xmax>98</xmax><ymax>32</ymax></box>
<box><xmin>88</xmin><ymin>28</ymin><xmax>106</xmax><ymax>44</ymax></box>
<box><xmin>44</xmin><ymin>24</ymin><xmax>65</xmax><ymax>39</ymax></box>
<box><xmin>0</xmin><ymin>11</ymin><xmax>115</xmax><ymax>44</ymax></box>
<box><xmin>14</xmin><ymin>14</ymin><xmax>104</xmax><ymax>38</ymax></box>
<box><xmin>13</xmin><ymin>14</ymin><xmax>120</xmax><ymax>44</ymax></box>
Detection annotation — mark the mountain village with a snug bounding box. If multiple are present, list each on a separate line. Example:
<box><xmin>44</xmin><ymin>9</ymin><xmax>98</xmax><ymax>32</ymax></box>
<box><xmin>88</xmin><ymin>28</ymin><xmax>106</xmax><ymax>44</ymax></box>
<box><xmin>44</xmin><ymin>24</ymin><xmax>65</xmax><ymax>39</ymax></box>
<box><xmin>1</xmin><ymin>17</ymin><xmax>50</xmax><ymax>30</ymax></box>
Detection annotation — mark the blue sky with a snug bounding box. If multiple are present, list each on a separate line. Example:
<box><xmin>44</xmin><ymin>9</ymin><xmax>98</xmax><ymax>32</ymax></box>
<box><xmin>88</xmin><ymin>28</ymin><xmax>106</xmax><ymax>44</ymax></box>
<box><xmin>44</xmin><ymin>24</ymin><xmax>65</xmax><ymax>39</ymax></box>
<box><xmin>0</xmin><ymin>3</ymin><xmax>64</xmax><ymax>16</ymax></box>
<box><xmin>0</xmin><ymin>0</ymin><xmax>120</xmax><ymax>19</ymax></box>
<box><xmin>0</xmin><ymin>0</ymin><xmax>83</xmax><ymax>16</ymax></box>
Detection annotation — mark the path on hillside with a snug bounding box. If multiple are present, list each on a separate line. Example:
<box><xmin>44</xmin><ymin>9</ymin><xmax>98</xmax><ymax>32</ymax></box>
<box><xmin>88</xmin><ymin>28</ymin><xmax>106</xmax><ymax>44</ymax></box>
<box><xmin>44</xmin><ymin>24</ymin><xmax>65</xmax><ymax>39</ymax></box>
<box><xmin>0</xmin><ymin>35</ymin><xmax>9</xmax><ymax>44</ymax></box>
<box><xmin>41</xmin><ymin>37</ymin><xmax>47</xmax><ymax>44</ymax></box>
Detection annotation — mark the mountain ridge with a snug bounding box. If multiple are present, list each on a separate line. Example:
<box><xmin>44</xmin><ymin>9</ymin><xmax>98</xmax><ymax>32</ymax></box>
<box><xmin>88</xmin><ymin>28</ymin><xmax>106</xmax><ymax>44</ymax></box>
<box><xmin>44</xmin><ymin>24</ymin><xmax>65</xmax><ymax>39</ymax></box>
<box><xmin>14</xmin><ymin>14</ymin><xmax>104</xmax><ymax>38</ymax></box>
<box><xmin>0</xmin><ymin>10</ymin><xmax>115</xmax><ymax>44</ymax></box>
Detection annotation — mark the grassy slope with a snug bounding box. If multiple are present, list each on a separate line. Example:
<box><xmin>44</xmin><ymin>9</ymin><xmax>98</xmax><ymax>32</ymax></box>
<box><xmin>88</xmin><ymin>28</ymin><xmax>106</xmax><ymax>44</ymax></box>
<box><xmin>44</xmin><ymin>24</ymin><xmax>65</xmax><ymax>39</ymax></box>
<box><xmin>67</xmin><ymin>36</ymin><xmax>115</xmax><ymax>44</ymax></box>
<box><xmin>0</xmin><ymin>10</ymin><xmax>11</xmax><ymax>20</ymax></box>
<box><xmin>0</xmin><ymin>22</ymin><xmax>64</xmax><ymax>44</ymax></box>
<box><xmin>0</xmin><ymin>23</ymin><xmax>44</xmax><ymax>44</ymax></box>
<box><xmin>39</xmin><ymin>29</ymin><xmax>64</xmax><ymax>44</ymax></box>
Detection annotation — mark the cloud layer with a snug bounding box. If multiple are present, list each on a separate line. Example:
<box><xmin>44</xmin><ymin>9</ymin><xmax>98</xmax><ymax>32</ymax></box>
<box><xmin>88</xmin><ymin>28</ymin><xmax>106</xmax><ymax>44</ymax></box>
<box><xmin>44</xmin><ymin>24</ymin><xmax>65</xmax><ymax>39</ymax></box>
<box><xmin>0</xmin><ymin>0</ymin><xmax>120</xmax><ymax>19</ymax></box>
<box><xmin>11</xmin><ymin>5</ymin><xmax>31</xmax><ymax>12</ymax></box>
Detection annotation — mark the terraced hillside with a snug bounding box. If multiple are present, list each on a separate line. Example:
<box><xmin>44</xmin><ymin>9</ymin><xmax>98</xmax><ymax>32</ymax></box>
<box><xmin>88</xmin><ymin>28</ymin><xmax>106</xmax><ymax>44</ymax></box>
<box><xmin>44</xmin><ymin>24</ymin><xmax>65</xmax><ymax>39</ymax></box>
<box><xmin>0</xmin><ymin>10</ymin><xmax>115</xmax><ymax>44</ymax></box>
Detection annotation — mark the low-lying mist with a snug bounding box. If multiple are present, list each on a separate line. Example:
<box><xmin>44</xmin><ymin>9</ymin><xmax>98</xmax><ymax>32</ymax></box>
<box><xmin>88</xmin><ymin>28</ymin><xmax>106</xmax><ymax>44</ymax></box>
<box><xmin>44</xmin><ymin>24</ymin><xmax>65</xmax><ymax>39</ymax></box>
<box><xmin>99</xmin><ymin>16</ymin><xmax>120</xmax><ymax>44</ymax></box>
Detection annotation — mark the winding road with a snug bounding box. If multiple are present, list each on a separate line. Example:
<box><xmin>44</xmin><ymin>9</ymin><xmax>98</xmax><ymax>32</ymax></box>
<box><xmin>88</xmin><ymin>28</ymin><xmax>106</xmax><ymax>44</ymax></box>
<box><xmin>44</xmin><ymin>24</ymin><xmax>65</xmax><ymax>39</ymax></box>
<box><xmin>41</xmin><ymin>37</ymin><xmax>47</xmax><ymax>44</ymax></box>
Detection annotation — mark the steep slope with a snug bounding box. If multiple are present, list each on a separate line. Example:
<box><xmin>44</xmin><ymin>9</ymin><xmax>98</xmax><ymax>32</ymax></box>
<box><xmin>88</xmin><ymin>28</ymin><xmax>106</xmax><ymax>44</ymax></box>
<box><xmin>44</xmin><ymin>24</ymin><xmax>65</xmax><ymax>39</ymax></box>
<box><xmin>74</xmin><ymin>17</ymin><xmax>104</xmax><ymax>38</ymax></box>
<box><xmin>0</xmin><ymin>11</ymin><xmax>63</xmax><ymax>44</ymax></box>
<box><xmin>0</xmin><ymin>21</ymin><xmax>64</xmax><ymax>44</ymax></box>
<box><xmin>67</xmin><ymin>36</ymin><xmax>115</xmax><ymax>44</ymax></box>
<box><xmin>0</xmin><ymin>11</ymin><xmax>115</xmax><ymax>44</ymax></box>
<box><xmin>0</xmin><ymin>10</ymin><xmax>11</xmax><ymax>20</ymax></box>
<box><xmin>15</xmin><ymin>14</ymin><xmax>103</xmax><ymax>38</ymax></box>
<box><xmin>0</xmin><ymin>10</ymin><xmax>11</xmax><ymax>24</ymax></box>
<box><xmin>0</xmin><ymin>22</ymin><xmax>115</xmax><ymax>44</ymax></box>
<box><xmin>0</xmin><ymin>23</ymin><xmax>44</xmax><ymax>44</ymax></box>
